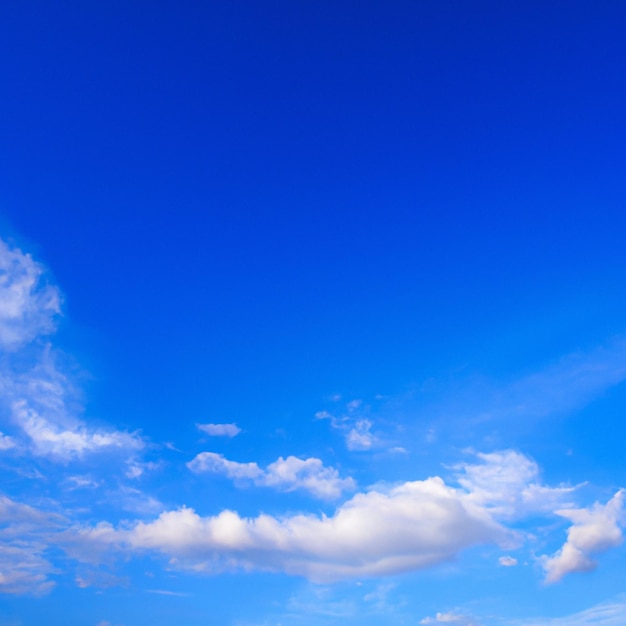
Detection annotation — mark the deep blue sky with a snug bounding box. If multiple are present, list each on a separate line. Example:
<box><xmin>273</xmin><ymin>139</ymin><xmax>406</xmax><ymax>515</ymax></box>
<box><xmin>1</xmin><ymin>2</ymin><xmax>626</xmax><ymax>625</ymax></box>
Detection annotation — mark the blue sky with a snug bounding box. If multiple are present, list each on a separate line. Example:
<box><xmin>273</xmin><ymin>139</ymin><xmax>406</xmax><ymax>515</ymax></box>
<box><xmin>1</xmin><ymin>1</ymin><xmax>626</xmax><ymax>624</ymax></box>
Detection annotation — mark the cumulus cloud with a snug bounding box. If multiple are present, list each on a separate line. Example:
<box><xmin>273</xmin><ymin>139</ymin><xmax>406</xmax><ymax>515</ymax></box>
<box><xmin>196</xmin><ymin>423</ymin><xmax>241</xmax><ymax>438</ymax></box>
<box><xmin>541</xmin><ymin>490</ymin><xmax>625</xmax><ymax>583</ymax></box>
<box><xmin>498</xmin><ymin>555</ymin><xmax>518</xmax><ymax>566</ymax></box>
<box><xmin>68</xmin><ymin>474</ymin><xmax>510</xmax><ymax>583</ymax></box>
<box><xmin>187</xmin><ymin>452</ymin><xmax>355</xmax><ymax>500</ymax></box>
<box><xmin>0</xmin><ymin>239</ymin><xmax>60</xmax><ymax>350</ymax></box>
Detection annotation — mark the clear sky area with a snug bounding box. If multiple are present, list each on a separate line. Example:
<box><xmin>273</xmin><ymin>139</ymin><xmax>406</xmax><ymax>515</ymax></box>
<box><xmin>1</xmin><ymin>2</ymin><xmax>626</xmax><ymax>625</ymax></box>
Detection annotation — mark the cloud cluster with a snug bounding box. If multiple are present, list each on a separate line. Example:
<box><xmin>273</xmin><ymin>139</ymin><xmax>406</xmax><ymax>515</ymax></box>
<box><xmin>66</xmin><ymin>448</ymin><xmax>625</xmax><ymax>586</ymax></box>
<box><xmin>187</xmin><ymin>452</ymin><xmax>356</xmax><ymax>500</ymax></box>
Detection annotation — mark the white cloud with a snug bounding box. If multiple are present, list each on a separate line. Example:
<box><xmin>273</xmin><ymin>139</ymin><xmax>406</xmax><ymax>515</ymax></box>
<box><xmin>196</xmin><ymin>423</ymin><xmax>241</xmax><ymax>438</ymax></box>
<box><xmin>187</xmin><ymin>452</ymin><xmax>355</xmax><ymax>500</ymax></box>
<box><xmin>540</xmin><ymin>490</ymin><xmax>625</xmax><ymax>583</ymax></box>
<box><xmin>56</xmin><ymin>449</ymin><xmax>625</xmax><ymax>586</ymax></box>
<box><xmin>70</xmin><ymin>474</ymin><xmax>510</xmax><ymax>583</ymax></box>
<box><xmin>498</xmin><ymin>555</ymin><xmax>518</xmax><ymax>566</ymax></box>
<box><xmin>0</xmin><ymin>239</ymin><xmax>60</xmax><ymax>350</ymax></box>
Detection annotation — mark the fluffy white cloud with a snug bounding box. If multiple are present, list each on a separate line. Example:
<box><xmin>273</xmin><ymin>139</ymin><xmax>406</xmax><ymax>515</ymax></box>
<box><xmin>0</xmin><ymin>239</ymin><xmax>60</xmax><ymax>350</ymax></box>
<box><xmin>541</xmin><ymin>490</ymin><xmax>625</xmax><ymax>583</ymax></box>
<box><xmin>69</xmin><ymin>473</ymin><xmax>510</xmax><ymax>583</ymax></box>
<box><xmin>196</xmin><ymin>423</ymin><xmax>241</xmax><ymax>437</ymax></box>
<box><xmin>187</xmin><ymin>452</ymin><xmax>355</xmax><ymax>500</ymax></box>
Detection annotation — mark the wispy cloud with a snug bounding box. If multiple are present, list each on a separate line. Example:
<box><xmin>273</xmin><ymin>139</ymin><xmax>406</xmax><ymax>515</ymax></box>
<box><xmin>457</xmin><ymin>340</ymin><xmax>626</xmax><ymax>424</ymax></box>
<box><xmin>315</xmin><ymin>400</ymin><xmax>382</xmax><ymax>451</ymax></box>
<box><xmin>146</xmin><ymin>589</ymin><xmax>190</xmax><ymax>597</ymax></box>
<box><xmin>0</xmin><ymin>238</ymin><xmax>143</xmax><ymax>462</ymax></box>
<box><xmin>0</xmin><ymin>238</ymin><xmax>60</xmax><ymax>350</ymax></box>
<box><xmin>513</xmin><ymin>595</ymin><xmax>626</xmax><ymax>625</ymax></box>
